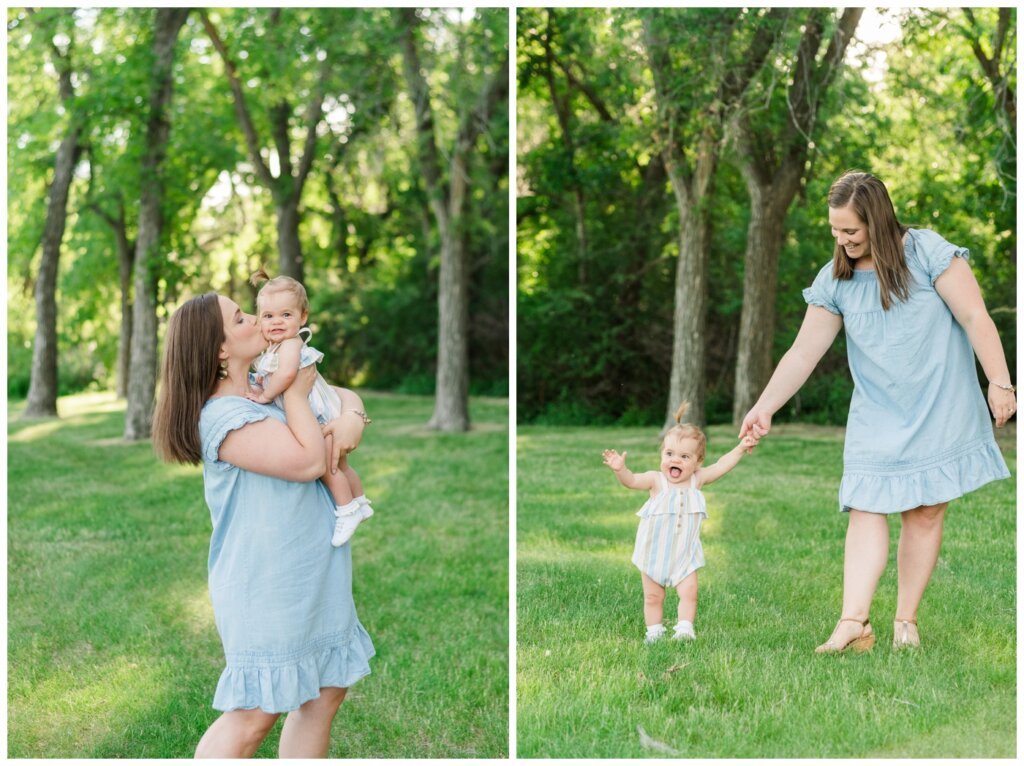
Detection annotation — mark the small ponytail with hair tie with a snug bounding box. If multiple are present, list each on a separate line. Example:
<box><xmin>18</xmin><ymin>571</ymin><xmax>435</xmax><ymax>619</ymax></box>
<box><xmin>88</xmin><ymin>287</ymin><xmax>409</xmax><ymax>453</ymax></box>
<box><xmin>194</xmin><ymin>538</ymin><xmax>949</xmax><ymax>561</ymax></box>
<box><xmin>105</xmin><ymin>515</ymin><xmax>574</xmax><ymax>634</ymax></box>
<box><xmin>249</xmin><ymin>266</ymin><xmax>271</xmax><ymax>287</ymax></box>
<box><xmin>674</xmin><ymin>401</ymin><xmax>690</xmax><ymax>424</ymax></box>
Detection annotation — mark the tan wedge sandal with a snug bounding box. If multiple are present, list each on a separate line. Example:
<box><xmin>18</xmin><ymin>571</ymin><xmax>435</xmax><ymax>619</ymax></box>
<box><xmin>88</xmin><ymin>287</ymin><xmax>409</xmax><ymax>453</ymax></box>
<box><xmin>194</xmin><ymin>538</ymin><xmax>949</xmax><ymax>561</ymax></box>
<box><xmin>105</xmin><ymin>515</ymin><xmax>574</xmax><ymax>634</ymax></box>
<box><xmin>815</xmin><ymin>617</ymin><xmax>876</xmax><ymax>654</ymax></box>
<box><xmin>892</xmin><ymin>617</ymin><xmax>920</xmax><ymax>649</ymax></box>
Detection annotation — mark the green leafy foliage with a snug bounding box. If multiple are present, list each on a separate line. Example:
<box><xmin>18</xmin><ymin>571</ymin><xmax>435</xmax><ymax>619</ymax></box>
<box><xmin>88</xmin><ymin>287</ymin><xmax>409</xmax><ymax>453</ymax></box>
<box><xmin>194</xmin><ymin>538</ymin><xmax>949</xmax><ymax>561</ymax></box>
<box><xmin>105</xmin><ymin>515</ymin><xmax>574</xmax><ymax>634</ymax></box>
<box><xmin>517</xmin><ymin>8</ymin><xmax>1015</xmax><ymax>425</ymax></box>
<box><xmin>8</xmin><ymin>8</ymin><xmax>508</xmax><ymax>400</ymax></box>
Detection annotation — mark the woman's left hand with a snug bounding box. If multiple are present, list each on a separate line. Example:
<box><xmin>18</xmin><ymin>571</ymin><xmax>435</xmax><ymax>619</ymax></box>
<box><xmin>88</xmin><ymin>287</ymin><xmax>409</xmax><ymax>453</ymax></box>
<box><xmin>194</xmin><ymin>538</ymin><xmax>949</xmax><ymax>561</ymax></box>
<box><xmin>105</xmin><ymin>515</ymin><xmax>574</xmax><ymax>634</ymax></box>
<box><xmin>988</xmin><ymin>383</ymin><xmax>1016</xmax><ymax>427</ymax></box>
<box><xmin>321</xmin><ymin>411</ymin><xmax>365</xmax><ymax>473</ymax></box>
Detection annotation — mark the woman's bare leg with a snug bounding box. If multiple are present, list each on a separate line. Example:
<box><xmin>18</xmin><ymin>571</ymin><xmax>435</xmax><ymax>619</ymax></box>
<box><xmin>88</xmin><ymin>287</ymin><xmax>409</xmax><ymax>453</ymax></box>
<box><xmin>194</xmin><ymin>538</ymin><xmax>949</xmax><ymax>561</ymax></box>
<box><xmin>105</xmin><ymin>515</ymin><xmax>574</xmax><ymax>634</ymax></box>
<box><xmin>195</xmin><ymin>709</ymin><xmax>280</xmax><ymax>758</ymax></box>
<box><xmin>278</xmin><ymin>687</ymin><xmax>347</xmax><ymax>758</ymax></box>
<box><xmin>895</xmin><ymin>502</ymin><xmax>947</xmax><ymax>640</ymax></box>
<box><xmin>822</xmin><ymin>509</ymin><xmax>889</xmax><ymax>647</ymax></box>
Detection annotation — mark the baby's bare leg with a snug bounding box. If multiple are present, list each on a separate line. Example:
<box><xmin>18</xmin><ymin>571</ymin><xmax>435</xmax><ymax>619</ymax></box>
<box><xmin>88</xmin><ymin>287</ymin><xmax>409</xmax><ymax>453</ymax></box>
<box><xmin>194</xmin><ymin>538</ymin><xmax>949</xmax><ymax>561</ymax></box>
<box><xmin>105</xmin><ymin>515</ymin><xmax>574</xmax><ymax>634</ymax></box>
<box><xmin>640</xmin><ymin>572</ymin><xmax>666</xmax><ymax>626</ymax></box>
<box><xmin>674</xmin><ymin>572</ymin><xmax>698</xmax><ymax>623</ymax></box>
<box><xmin>337</xmin><ymin>454</ymin><xmax>364</xmax><ymax>497</ymax></box>
<box><xmin>321</xmin><ymin>437</ymin><xmax>354</xmax><ymax>505</ymax></box>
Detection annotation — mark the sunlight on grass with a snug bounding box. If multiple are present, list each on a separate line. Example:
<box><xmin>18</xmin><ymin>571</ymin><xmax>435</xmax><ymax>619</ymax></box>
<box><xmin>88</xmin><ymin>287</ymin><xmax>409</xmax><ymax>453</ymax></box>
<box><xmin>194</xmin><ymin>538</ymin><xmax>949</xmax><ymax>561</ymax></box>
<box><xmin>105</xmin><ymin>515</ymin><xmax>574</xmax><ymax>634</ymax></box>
<box><xmin>59</xmin><ymin>391</ymin><xmax>122</xmax><ymax>415</ymax></box>
<box><xmin>11</xmin><ymin>654</ymin><xmax>169</xmax><ymax>757</ymax></box>
<box><xmin>9</xmin><ymin>419</ymin><xmax>65</xmax><ymax>442</ymax></box>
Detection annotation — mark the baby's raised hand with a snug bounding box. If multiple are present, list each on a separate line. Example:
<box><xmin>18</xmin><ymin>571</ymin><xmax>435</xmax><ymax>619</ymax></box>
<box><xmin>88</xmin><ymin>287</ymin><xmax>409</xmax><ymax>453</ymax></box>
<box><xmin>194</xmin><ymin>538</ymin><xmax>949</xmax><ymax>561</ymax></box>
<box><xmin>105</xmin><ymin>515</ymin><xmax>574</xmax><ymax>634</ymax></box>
<box><xmin>245</xmin><ymin>390</ymin><xmax>273</xmax><ymax>404</ymax></box>
<box><xmin>741</xmin><ymin>434</ymin><xmax>758</xmax><ymax>454</ymax></box>
<box><xmin>602</xmin><ymin>449</ymin><xmax>627</xmax><ymax>471</ymax></box>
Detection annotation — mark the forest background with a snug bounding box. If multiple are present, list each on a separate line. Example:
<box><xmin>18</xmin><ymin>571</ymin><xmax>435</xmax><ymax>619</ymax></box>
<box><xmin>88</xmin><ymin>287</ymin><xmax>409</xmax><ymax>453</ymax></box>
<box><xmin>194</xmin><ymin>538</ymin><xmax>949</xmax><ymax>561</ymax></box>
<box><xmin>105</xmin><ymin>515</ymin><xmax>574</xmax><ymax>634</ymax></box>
<box><xmin>517</xmin><ymin>7</ymin><xmax>1016</xmax><ymax>427</ymax></box>
<box><xmin>8</xmin><ymin>7</ymin><xmax>509</xmax><ymax>434</ymax></box>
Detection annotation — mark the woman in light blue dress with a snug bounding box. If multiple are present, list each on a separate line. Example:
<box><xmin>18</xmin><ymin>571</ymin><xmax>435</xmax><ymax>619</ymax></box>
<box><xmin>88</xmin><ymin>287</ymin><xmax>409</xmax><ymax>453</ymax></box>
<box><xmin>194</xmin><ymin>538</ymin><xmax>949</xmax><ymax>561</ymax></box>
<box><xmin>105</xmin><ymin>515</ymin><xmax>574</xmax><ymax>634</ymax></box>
<box><xmin>152</xmin><ymin>292</ymin><xmax>374</xmax><ymax>757</ymax></box>
<box><xmin>740</xmin><ymin>171</ymin><xmax>1013</xmax><ymax>654</ymax></box>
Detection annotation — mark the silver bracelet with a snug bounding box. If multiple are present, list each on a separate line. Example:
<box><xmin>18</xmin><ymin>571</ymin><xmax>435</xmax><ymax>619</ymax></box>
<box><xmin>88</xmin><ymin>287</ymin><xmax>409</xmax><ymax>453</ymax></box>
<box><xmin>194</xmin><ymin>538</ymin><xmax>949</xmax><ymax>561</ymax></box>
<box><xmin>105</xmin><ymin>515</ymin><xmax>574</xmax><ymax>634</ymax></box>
<box><xmin>345</xmin><ymin>409</ymin><xmax>372</xmax><ymax>425</ymax></box>
<box><xmin>991</xmin><ymin>381</ymin><xmax>1016</xmax><ymax>393</ymax></box>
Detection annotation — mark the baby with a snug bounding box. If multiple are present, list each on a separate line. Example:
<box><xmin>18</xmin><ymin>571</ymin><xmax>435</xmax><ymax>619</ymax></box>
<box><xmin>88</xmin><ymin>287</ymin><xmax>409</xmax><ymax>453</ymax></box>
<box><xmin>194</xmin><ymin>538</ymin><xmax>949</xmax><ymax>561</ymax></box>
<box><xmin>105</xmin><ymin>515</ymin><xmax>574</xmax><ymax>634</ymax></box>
<box><xmin>248</xmin><ymin>269</ymin><xmax>373</xmax><ymax>546</ymax></box>
<box><xmin>603</xmin><ymin>403</ymin><xmax>755</xmax><ymax>644</ymax></box>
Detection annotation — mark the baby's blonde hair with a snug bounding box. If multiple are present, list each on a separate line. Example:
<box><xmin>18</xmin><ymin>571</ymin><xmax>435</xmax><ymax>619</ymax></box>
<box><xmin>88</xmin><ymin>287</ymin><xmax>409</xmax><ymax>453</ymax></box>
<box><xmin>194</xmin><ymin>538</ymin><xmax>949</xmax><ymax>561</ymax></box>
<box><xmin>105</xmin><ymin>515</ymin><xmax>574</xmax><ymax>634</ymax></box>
<box><xmin>250</xmin><ymin>267</ymin><xmax>309</xmax><ymax>316</ymax></box>
<box><xmin>662</xmin><ymin>401</ymin><xmax>706</xmax><ymax>463</ymax></box>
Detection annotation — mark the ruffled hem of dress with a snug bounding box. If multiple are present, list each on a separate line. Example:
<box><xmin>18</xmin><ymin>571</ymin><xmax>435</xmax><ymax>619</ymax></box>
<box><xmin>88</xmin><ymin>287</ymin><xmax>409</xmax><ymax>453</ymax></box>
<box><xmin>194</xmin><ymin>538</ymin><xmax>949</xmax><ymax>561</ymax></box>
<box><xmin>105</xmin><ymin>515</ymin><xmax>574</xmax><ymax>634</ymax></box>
<box><xmin>838</xmin><ymin>439</ymin><xmax>1009</xmax><ymax>514</ymax></box>
<box><xmin>212</xmin><ymin>624</ymin><xmax>376</xmax><ymax>713</ymax></box>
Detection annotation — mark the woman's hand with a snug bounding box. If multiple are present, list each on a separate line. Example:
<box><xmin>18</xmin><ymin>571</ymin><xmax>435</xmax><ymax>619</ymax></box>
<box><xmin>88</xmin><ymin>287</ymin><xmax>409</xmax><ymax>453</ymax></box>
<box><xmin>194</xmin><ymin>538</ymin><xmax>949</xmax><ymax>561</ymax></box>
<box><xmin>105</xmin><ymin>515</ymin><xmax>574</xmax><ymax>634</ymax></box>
<box><xmin>322</xmin><ymin>411</ymin><xmax>365</xmax><ymax>474</ymax></box>
<box><xmin>988</xmin><ymin>383</ymin><xmax>1017</xmax><ymax>427</ymax></box>
<box><xmin>739</xmin><ymin>410</ymin><xmax>772</xmax><ymax>446</ymax></box>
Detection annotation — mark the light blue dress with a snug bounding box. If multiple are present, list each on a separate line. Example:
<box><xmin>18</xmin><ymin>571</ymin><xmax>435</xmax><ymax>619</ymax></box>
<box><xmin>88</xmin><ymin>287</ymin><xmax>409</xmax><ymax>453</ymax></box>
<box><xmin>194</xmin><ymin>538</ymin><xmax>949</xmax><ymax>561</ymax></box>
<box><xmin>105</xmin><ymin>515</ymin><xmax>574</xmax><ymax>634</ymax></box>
<box><xmin>803</xmin><ymin>228</ymin><xmax>1010</xmax><ymax>514</ymax></box>
<box><xmin>199</xmin><ymin>396</ymin><xmax>375</xmax><ymax>713</ymax></box>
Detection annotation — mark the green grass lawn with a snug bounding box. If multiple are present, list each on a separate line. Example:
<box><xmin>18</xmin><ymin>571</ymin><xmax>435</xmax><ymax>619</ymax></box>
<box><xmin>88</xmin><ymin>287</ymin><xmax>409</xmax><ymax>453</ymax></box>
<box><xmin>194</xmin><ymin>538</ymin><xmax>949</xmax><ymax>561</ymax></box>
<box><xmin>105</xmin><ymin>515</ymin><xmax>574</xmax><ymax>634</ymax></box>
<box><xmin>517</xmin><ymin>422</ymin><xmax>1016</xmax><ymax>758</ymax></box>
<box><xmin>8</xmin><ymin>391</ymin><xmax>509</xmax><ymax>758</ymax></box>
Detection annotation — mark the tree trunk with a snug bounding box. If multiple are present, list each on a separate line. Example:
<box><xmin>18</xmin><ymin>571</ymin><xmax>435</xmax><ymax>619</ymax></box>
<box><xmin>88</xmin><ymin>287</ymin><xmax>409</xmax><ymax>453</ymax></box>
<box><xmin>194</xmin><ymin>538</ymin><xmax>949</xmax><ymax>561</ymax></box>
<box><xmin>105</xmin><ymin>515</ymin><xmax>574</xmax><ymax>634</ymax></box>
<box><xmin>115</xmin><ymin>219</ymin><xmax>135</xmax><ymax>398</ymax></box>
<box><xmin>732</xmin><ymin>182</ymin><xmax>789</xmax><ymax>423</ymax></box>
<box><xmin>124</xmin><ymin>8</ymin><xmax>189</xmax><ymax>441</ymax></box>
<box><xmin>730</xmin><ymin>8</ymin><xmax>862</xmax><ymax>424</ymax></box>
<box><xmin>23</xmin><ymin>125</ymin><xmax>81</xmax><ymax>418</ymax></box>
<box><xmin>276</xmin><ymin>194</ymin><xmax>304</xmax><ymax>282</ymax></box>
<box><xmin>665</xmin><ymin>166</ymin><xmax>713</xmax><ymax>427</ymax></box>
<box><xmin>23</xmin><ymin>9</ymin><xmax>82</xmax><ymax>419</ymax></box>
<box><xmin>397</xmin><ymin>8</ymin><xmax>508</xmax><ymax>432</ymax></box>
<box><xmin>429</xmin><ymin>198</ymin><xmax>470</xmax><ymax>431</ymax></box>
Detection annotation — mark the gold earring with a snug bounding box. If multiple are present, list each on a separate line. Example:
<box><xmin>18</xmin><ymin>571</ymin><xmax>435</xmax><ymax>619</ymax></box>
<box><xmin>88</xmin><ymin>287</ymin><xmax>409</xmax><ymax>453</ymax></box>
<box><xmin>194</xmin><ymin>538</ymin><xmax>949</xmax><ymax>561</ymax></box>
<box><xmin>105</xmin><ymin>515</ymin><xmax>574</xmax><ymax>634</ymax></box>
<box><xmin>217</xmin><ymin>360</ymin><xmax>229</xmax><ymax>380</ymax></box>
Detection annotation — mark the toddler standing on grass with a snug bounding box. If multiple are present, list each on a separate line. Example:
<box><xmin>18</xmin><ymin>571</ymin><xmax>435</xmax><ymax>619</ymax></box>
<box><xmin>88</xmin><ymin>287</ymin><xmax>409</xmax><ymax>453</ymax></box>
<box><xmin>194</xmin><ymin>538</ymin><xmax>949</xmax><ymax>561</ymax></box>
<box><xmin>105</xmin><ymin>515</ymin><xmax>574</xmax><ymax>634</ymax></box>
<box><xmin>248</xmin><ymin>269</ymin><xmax>373</xmax><ymax>546</ymax></box>
<box><xmin>603</xmin><ymin>403</ymin><xmax>756</xmax><ymax>644</ymax></box>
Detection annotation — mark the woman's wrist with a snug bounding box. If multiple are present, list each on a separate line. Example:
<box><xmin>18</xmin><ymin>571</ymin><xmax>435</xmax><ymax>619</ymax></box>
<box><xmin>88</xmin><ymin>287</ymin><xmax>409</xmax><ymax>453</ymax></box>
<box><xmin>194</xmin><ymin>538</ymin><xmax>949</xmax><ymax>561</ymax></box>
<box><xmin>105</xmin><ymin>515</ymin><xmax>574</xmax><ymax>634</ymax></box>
<box><xmin>988</xmin><ymin>380</ymin><xmax>1015</xmax><ymax>392</ymax></box>
<box><xmin>341</xmin><ymin>408</ymin><xmax>372</xmax><ymax>425</ymax></box>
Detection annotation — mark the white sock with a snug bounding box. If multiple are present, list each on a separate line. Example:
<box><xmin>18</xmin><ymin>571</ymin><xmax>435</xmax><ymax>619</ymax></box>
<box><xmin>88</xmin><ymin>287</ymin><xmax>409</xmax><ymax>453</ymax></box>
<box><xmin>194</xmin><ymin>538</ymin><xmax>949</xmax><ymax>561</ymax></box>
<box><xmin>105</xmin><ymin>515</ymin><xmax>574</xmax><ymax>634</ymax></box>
<box><xmin>335</xmin><ymin>499</ymin><xmax>361</xmax><ymax>517</ymax></box>
<box><xmin>646</xmin><ymin>624</ymin><xmax>666</xmax><ymax>637</ymax></box>
<box><xmin>673</xmin><ymin>620</ymin><xmax>694</xmax><ymax>633</ymax></box>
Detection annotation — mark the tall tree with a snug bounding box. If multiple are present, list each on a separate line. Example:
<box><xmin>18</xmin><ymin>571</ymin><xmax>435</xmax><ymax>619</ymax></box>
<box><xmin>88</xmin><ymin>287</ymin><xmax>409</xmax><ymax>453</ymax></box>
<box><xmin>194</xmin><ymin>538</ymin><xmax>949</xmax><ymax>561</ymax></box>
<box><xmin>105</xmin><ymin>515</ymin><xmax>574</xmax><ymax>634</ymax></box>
<box><xmin>22</xmin><ymin>9</ymin><xmax>84</xmax><ymax>418</ymax></box>
<box><xmin>642</xmin><ymin>8</ymin><xmax>785</xmax><ymax>426</ymax></box>
<box><xmin>730</xmin><ymin>8</ymin><xmax>862</xmax><ymax>424</ymax></box>
<box><xmin>123</xmin><ymin>8</ymin><xmax>191</xmax><ymax>441</ymax></box>
<box><xmin>397</xmin><ymin>8</ymin><xmax>509</xmax><ymax>432</ymax></box>
<box><xmin>200</xmin><ymin>9</ymin><xmax>332</xmax><ymax>282</ymax></box>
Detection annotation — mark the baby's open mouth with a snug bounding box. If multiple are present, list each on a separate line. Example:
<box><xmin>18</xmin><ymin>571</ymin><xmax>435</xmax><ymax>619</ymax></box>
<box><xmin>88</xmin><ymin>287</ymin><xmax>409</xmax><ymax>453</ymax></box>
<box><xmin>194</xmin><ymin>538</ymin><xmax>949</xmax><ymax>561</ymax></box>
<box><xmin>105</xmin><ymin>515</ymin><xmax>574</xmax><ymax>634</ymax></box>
<box><xmin>669</xmin><ymin>467</ymin><xmax>682</xmax><ymax>479</ymax></box>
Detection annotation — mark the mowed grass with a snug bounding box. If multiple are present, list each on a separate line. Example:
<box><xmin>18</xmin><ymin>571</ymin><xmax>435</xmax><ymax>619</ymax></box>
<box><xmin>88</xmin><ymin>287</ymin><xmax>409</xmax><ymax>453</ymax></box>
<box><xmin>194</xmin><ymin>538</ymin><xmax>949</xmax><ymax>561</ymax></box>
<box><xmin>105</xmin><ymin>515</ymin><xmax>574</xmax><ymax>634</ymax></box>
<box><xmin>517</xmin><ymin>422</ymin><xmax>1016</xmax><ymax>758</ymax></box>
<box><xmin>8</xmin><ymin>391</ymin><xmax>508</xmax><ymax>758</ymax></box>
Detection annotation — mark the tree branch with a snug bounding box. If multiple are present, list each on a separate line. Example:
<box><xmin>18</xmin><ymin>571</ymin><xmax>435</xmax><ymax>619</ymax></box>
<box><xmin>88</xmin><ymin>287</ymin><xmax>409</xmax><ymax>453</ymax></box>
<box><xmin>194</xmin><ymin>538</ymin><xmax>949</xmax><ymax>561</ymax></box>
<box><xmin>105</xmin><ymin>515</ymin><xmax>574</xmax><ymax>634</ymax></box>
<box><xmin>294</xmin><ymin>60</ymin><xmax>329</xmax><ymax>193</ymax></box>
<box><xmin>200</xmin><ymin>10</ymin><xmax>276</xmax><ymax>189</ymax></box>
<box><xmin>396</xmin><ymin>8</ymin><xmax>448</xmax><ymax>226</ymax></box>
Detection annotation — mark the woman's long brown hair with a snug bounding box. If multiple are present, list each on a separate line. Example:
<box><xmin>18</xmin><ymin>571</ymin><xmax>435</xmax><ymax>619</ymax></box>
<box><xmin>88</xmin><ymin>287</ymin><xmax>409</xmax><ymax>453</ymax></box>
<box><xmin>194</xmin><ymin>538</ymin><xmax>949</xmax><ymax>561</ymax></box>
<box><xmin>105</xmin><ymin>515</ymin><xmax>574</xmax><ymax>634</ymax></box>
<box><xmin>152</xmin><ymin>293</ymin><xmax>225</xmax><ymax>464</ymax></box>
<box><xmin>828</xmin><ymin>171</ymin><xmax>911</xmax><ymax>310</ymax></box>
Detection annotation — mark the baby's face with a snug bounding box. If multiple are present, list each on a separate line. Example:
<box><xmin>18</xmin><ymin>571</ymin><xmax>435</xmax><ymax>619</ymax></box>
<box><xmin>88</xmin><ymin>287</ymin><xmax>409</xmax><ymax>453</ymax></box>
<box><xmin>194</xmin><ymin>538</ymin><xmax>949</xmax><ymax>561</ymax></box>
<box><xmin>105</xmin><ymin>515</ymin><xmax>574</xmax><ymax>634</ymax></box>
<box><xmin>258</xmin><ymin>290</ymin><xmax>307</xmax><ymax>343</ymax></box>
<box><xmin>660</xmin><ymin>435</ymin><xmax>702</xmax><ymax>485</ymax></box>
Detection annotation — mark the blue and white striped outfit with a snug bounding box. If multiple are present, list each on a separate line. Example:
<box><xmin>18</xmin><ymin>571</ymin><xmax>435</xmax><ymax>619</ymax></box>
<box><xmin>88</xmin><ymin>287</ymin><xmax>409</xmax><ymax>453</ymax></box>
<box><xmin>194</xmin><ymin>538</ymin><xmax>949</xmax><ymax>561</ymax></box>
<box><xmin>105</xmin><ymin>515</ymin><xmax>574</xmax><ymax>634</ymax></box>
<box><xmin>252</xmin><ymin>327</ymin><xmax>341</xmax><ymax>425</ymax></box>
<box><xmin>631</xmin><ymin>473</ymin><xmax>707</xmax><ymax>587</ymax></box>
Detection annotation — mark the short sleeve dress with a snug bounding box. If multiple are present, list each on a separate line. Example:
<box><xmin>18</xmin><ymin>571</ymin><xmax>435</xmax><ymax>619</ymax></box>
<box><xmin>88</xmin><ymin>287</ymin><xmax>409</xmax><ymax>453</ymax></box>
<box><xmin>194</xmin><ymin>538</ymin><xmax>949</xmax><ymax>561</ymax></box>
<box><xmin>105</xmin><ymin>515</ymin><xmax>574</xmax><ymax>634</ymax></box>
<box><xmin>199</xmin><ymin>396</ymin><xmax>375</xmax><ymax>712</ymax></box>
<box><xmin>802</xmin><ymin>228</ymin><xmax>1010</xmax><ymax>514</ymax></box>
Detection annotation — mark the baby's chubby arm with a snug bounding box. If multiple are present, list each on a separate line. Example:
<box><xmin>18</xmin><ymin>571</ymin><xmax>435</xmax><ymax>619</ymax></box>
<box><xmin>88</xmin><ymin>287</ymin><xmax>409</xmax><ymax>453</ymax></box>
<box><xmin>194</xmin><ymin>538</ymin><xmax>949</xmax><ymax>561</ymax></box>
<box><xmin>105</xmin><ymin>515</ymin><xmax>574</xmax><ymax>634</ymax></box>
<box><xmin>246</xmin><ymin>338</ymin><xmax>303</xmax><ymax>403</ymax></box>
<box><xmin>602</xmin><ymin>449</ymin><xmax>657</xmax><ymax>491</ymax></box>
<box><xmin>697</xmin><ymin>435</ymin><xmax>757</xmax><ymax>486</ymax></box>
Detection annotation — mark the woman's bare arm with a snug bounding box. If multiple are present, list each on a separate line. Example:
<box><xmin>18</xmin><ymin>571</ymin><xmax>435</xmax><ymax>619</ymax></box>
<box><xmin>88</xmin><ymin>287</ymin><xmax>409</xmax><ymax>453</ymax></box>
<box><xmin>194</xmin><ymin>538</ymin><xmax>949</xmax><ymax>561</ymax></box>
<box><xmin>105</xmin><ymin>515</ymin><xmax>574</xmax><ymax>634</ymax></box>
<box><xmin>219</xmin><ymin>366</ymin><xmax>326</xmax><ymax>480</ymax></box>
